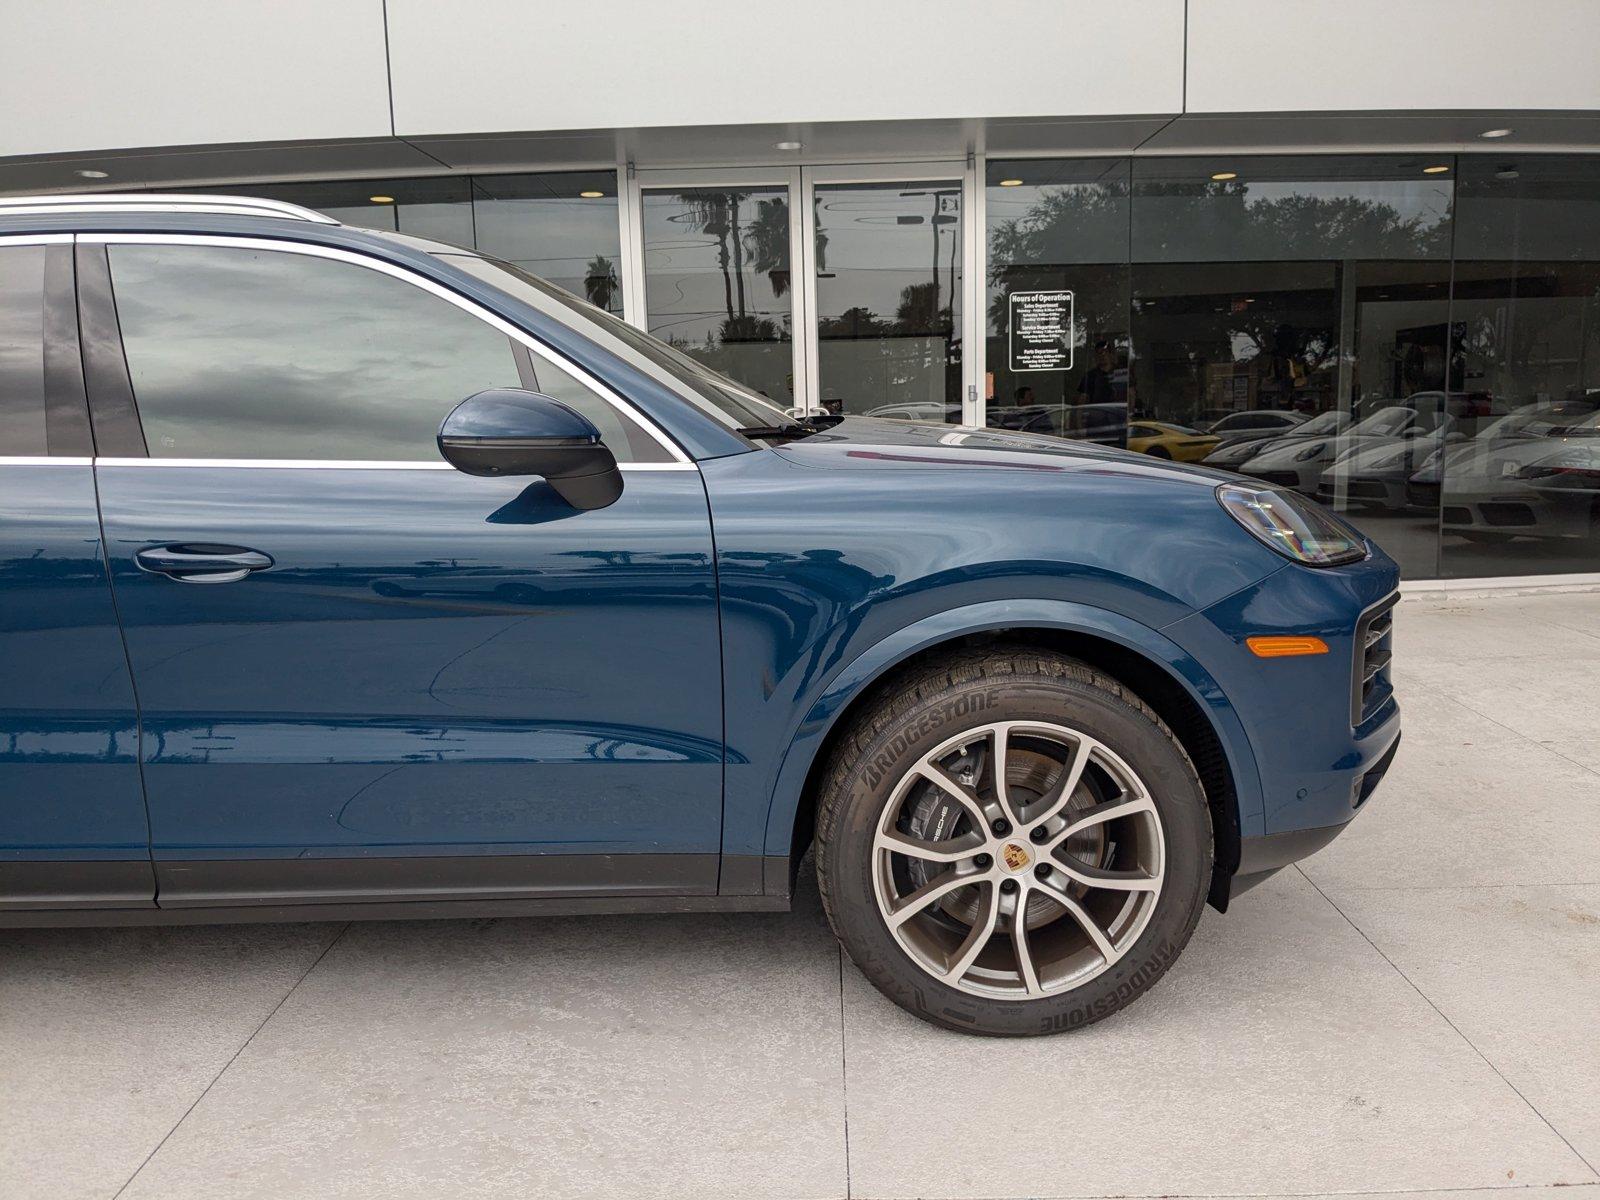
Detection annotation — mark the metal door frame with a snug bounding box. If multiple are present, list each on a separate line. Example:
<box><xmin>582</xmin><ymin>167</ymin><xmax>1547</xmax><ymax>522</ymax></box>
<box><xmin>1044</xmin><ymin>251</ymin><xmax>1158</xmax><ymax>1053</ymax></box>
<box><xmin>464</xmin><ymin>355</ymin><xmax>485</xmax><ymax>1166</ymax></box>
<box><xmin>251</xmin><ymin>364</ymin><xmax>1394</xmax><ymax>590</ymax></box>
<box><xmin>799</xmin><ymin>159</ymin><xmax>978</xmax><ymax>423</ymax></box>
<box><xmin>624</xmin><ymin>164</ymin><xmax>809</xmax><ymax>412</ymax></box>
<box><xmin>622</xmin><ymin>157</ymin><xmax>985</xmax><ymax>422</ymax></box>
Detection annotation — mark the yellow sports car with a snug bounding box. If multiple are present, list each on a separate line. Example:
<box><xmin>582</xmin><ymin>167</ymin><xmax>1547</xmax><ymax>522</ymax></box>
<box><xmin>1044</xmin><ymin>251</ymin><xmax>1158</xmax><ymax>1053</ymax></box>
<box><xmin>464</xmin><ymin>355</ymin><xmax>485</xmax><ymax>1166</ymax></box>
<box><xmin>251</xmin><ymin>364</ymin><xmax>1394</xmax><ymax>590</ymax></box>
<box><xmin>1127</xmin><ymin>421</ymin><xmax>1222</xmax><ymax>462</ymax></box>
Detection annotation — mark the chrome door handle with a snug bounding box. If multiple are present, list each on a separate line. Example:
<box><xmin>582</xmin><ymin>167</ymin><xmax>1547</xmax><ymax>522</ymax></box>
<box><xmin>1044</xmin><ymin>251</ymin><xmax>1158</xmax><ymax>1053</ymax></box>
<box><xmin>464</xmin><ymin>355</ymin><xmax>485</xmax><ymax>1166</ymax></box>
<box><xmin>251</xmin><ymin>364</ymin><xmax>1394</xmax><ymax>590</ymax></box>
<box><xmin>134</xmin><ymin>544</ymin><xmax>275</xmax><ymax>584</ymax></box>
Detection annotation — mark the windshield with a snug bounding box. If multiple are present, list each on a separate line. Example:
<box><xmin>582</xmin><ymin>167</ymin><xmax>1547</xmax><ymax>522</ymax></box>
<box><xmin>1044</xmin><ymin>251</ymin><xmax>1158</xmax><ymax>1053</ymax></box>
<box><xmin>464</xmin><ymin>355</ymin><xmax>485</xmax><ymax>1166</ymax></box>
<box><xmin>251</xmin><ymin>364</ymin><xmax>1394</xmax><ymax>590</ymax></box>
<box><xmin>1350</xmin><ymin>406</ymin><xmax>1416</xmax><ymax>436</ymax></box>
<box><xmin>445</xmin><ymin>254</ymin><xmax>796</xmax><ymax>432</ymax></box>
<box><xmin>1299</xmin><ymin>410</ymin><xmax>1348</xmax><ymax>435</ymax></box>
<box><xmin>1478</xmin><ymin>405</ymin><xmax>1577</xmax><ymax>440</ymax></box>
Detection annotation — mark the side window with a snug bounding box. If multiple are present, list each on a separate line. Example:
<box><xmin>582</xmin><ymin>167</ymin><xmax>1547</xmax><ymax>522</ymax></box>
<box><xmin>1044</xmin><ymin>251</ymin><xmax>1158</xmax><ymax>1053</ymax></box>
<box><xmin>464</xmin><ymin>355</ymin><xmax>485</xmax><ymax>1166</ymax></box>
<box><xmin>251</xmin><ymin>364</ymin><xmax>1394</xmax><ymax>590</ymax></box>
<box><xmin>105</xmin><ymin>244</ymin><xmax>661</xmax><ymax>464</ymax></box>
<box><xmin>521</xmin><ymin>352</ymin><xmax>673</xmax><ymax>464</ymax></box>
<box><xmin>0</xmin><ymin>244</ymin><xmax>48</xmax><ymax>456</ymax></box>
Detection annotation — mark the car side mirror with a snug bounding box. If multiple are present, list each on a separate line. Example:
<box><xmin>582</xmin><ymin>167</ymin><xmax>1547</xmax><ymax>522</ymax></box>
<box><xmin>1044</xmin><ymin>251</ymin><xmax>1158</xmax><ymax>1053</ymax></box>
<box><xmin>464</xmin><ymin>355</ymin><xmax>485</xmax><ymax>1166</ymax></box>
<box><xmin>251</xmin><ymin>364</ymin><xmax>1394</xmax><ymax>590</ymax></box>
<box><xmin>438</xmin><ymin>389</ymin><xmax>623</xmax><ymax>511</ymax></box>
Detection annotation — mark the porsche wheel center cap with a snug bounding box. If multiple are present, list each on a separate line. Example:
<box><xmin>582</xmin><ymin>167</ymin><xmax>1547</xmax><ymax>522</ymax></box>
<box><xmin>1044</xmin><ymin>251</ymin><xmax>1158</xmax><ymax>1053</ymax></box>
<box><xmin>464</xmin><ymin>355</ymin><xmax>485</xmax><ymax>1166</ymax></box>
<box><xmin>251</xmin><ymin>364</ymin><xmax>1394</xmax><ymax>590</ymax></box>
<box><xmin>1000</xmin><ymin>842</ymin><xmax>1032</xmax><ymax>873</ymax></box>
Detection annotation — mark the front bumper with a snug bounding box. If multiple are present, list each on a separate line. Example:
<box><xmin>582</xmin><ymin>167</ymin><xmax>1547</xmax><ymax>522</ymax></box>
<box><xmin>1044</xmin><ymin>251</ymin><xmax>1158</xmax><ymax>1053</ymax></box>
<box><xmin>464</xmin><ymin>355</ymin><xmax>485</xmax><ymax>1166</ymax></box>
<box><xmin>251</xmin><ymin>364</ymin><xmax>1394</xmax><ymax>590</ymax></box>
<box><xmin>1230</xmin><ymin>727</ymin><xmax>1401</xmax><ymax>897</ymax></box>
<box><xmin>1441</xmin><ymin>483</ymin><xmax>1593</xmax><ymax>540</ymax></box>
<box><xmin>1162</xmin><ymin>548</ymin><xmax>1403</xmax><ymax>903</ymax></box>
<box><xmin>1318</xmin><ymin>472</ymin><xmax>1410</xmax><ymax>510</ymax></box>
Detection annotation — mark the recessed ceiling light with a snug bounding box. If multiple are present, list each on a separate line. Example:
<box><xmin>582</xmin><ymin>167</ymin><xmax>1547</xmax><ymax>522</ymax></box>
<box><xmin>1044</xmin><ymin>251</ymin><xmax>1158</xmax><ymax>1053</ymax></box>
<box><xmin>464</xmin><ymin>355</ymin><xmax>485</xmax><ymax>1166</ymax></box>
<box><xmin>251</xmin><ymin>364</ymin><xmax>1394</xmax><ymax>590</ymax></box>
<box><xmin>998</xmin><ymin>178</ymin><xmax>1024</xmax><ymax>187</ymax></box>
<box><xmin>1422</xmin><ymin>164</ymin><xmax>1450</xmax><ymax>174</ymax></box>
<box><xmin>774</xmin><ymin>140</ymin><xmax>802</xmax><ymax>151</ymax></box>
<box><xmin>1479</xmin><ymin>128</ymin><xmax>1514</xmax><ymax>139</ymax></box>
<box><xmin>75</xmin><ymin>169</ymin><xmax>109</xmax><ymax>179</ymax></box>
<box><xmin>579</xmin><ymin>190</ymin><xmax>605</xmax><ymax>199</ymax></box>
<box><xmin>1495</xmin><ymin>168</ymin><xmax>1521</xmax><ymax>181</ymax></box>
<box><xmin>369</xmin><ymin>195</ymin><xmax>396</xmax><ymax>204</ymax></box>
<box><xmin>1211</xmin><ymin>171</ymin><xmax>1237</xmax><ymax>181</ymax></box>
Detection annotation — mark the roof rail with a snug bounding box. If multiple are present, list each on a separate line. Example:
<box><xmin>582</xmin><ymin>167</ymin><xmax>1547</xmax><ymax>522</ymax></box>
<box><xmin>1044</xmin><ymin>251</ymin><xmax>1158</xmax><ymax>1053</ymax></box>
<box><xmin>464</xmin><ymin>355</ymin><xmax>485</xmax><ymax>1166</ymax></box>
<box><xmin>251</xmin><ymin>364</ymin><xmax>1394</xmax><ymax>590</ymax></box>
<box><xmin>0</xmin><ymin>193</ymin><xmax>339</xmax><ymax>224</ymax></box>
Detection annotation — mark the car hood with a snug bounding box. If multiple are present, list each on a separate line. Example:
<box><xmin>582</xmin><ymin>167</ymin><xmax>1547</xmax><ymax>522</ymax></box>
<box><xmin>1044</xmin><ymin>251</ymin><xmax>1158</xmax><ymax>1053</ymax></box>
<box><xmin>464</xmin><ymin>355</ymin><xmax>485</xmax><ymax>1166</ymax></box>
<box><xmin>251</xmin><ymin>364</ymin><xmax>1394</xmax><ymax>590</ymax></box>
<box><xmin>1322</xmin><ymin>438</ymin><xmax>1428</xmax><ymax>473</ymax></box>
<box><xmin>766</xmin><ymin>416</ymin><xmax>1234</xmax><ymax>489</ymax></box>
<box><xmin>1247</xmin><ymin>432</ymin><xmax>1407</xmax><ymax>468</ymax></box>
<box><xmin>1442</xmin><ymin>435</ymin><xmax>1596</xmax><ymax>477</ymax></box>
<box><xmin>1204</xmin><ymin>432</ymin><xmax>1309</xmax><ymax>463</ymax></box>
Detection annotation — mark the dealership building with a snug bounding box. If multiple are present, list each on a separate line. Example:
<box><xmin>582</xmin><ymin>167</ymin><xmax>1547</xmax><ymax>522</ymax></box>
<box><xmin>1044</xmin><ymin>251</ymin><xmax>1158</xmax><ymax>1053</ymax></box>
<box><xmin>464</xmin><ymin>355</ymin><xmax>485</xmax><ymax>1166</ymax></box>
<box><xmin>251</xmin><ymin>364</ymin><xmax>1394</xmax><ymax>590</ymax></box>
<box><xmin>6</xmin><ymin>0</ymin><xmax>1600</xmax><ymax>581</ymax></box>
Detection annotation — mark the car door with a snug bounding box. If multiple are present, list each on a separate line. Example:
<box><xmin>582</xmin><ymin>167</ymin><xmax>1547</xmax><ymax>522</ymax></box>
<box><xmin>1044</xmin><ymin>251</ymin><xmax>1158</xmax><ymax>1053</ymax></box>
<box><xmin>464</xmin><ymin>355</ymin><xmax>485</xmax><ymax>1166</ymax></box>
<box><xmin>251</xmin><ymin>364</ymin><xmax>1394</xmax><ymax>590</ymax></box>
<box><xmin>1</xmin><ymin>235</ymin><xmax>154</xmax><ymax>911</ymax></box>
<box><xmin>80</xmin><ymin>234</ymin><xmax>723</xmax><ymax>909</ymax></box>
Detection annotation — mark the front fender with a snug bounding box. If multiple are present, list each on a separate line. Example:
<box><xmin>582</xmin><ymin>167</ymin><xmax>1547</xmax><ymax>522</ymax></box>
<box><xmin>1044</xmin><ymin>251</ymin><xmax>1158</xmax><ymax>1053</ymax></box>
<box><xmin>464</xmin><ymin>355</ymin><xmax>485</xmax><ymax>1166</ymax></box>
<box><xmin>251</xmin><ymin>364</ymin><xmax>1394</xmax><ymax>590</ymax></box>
<box><xmin>755</xmin><ymin>597</ymin><xmax>1265</xmax><ymax>863</ymax></box>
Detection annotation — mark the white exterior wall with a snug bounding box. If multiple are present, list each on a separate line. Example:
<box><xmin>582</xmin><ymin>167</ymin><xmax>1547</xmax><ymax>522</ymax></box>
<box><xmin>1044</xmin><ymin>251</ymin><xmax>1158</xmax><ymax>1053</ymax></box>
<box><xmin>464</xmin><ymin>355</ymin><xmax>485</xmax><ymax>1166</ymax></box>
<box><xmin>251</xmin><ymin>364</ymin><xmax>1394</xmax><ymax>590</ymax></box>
<box><xmin>384</xmin><ymin>0</ymin><xmax>1184</xmax><ymax>134</ymax></box>
<box><xmin>1186</xmin><ymin>0</ymin><xmax>1600</xmax><ymax>114</ymax></box>
<box><xmin>3</xmin><ymin>0</ymin><xmax>1600</xmax><ymax>162</ymax></box>
<box><xmin>0</xmin><ymin>0</ymin><xmax>392</xmax><ymax>159</ymax></box>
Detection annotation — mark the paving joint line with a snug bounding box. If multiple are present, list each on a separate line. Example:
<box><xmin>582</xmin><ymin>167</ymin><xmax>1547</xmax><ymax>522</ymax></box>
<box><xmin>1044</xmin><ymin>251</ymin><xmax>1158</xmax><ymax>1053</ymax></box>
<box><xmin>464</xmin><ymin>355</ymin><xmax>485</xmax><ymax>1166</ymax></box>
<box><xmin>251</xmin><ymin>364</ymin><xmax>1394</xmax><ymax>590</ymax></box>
<box><xmin>887</xmin><ymin>1183</ymin><xmax>1600</xmax><ymax>1200</ymax></box>
<box><xmin>1305</xmin><ymin>880</ymin><xmax>1600</xmax><ymax>893</ymax></box>
<box><xmin>108</xmin><ymin>922</ymin><xmax>352</xmax><ymax>1199</ymax></box>
<box><xmin>1401</xmin><ymin>674</ymin><xmax>1600</xmax><ymax>782</ymax></box>
<box><xmin>838</xmin><ymin>944</ymin><xmax>853</xmax><ymax>1200</ymax></box>
<box><xmin>1295</xmin><ymin>865</ymin><xmax>1600</xmax><ymax>1182</ymax></box>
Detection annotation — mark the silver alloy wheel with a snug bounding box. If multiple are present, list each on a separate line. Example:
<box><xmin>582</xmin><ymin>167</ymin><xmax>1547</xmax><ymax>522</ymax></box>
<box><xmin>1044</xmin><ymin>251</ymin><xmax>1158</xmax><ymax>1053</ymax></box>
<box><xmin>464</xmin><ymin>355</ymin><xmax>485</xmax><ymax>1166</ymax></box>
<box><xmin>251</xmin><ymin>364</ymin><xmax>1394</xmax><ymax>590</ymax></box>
<box><xmin>870</xmin><ymin>720</ymin><xmax>1165</xmax><ymax>1000</ymax></box>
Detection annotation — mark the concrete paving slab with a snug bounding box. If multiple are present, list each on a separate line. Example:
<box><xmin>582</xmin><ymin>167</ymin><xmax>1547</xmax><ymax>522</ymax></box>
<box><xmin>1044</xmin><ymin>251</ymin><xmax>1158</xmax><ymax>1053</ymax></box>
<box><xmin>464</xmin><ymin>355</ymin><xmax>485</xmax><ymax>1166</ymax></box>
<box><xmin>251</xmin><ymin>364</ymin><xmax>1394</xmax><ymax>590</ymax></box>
<box><xmin>1396</xmin><ymin>596</ymin><xmax>1600</xmax><ymax>666</ymax></box>
<box><xmin>1504</xmin><ymin>593</ymin><xmax>1600</xmax><ymax>641</ymax></box>
<box><xmin>1301</xmin><ymin>684</ymin><xmax>1600</xmax><ymax>892</ymax></box>
<box><xmin>839</xmin><ymin>870</ymin><xmax>1594</xmax><ymax>1199</ymax></box>
<box><xmin>1403</xmin><ymin>653</ymin><xmax>1600</xmax><ymax>774</ymax></box>
<box><xmin>0</xmin><ymin>924</ymin><xmax>339</xmax><ymax>1200</ymax></box>
<box><xmin>1329</xmin><ymin>883</ymin><xmax>1600</xmax><ymax>1172</ymax></box>
<box><xmin>115</xmin><ymin>879</ymin><xmax>847</xmax><ymax>1200</ymax></box>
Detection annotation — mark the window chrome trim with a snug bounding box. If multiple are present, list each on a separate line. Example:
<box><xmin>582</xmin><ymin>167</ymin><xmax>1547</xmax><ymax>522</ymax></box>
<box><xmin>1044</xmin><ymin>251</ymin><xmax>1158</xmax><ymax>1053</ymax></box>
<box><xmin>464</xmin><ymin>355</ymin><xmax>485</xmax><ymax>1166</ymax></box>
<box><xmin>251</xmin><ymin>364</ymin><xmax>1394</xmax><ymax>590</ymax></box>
<box><xmin>79</xmin><ymin>232</ymin><xmax>690</xmax><ymax>465</ymax></box>
<box><xmin>0</xmin><ymin>233</ymin><xmax>74</xmax><ymax>245</ymax></box>
<box><xmin>92</xmin><ymin>457</ymin><xmax>694</xmax><ymax>472</ymax></box>
<box><xmin>0</xmin><ymin>194</ymin><xmax>336</xmax><ymax>224</ymax></box>
<box><xmin>0</xmin><ymin>456</ymin><xmax>93</xmax><ymax>466</ymax></box>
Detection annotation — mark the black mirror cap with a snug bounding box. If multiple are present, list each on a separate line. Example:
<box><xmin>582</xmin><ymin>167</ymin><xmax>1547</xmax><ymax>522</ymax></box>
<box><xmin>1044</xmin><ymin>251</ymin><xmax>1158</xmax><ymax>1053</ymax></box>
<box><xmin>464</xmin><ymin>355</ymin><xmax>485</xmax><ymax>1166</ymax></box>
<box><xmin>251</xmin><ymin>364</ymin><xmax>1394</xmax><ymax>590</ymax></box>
<box><xmin>438</xmin><ymin>389</ymin><xmax>624</xmax><ymax>510</ymax></box>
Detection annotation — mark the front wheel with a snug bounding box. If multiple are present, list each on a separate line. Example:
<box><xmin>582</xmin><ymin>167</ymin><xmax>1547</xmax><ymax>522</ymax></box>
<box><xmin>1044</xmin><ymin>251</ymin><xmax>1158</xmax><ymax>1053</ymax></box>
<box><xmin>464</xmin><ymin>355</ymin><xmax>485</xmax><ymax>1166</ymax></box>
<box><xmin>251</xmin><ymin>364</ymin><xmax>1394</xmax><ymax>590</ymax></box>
<box><xmin>814</xmin><ymin>650</ymin><xmax>1212</xmax><ymax>1036</ymax></box>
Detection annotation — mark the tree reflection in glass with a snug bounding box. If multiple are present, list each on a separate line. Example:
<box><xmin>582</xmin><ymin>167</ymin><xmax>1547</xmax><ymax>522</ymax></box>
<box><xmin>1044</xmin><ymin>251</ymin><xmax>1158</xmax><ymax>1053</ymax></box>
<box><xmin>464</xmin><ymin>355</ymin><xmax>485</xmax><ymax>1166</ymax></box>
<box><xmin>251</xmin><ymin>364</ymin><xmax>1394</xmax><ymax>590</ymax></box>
<box><xmin>642</xmin><ymin>188</ymin><xmax>794</xmax><ymax>406</ymax></box>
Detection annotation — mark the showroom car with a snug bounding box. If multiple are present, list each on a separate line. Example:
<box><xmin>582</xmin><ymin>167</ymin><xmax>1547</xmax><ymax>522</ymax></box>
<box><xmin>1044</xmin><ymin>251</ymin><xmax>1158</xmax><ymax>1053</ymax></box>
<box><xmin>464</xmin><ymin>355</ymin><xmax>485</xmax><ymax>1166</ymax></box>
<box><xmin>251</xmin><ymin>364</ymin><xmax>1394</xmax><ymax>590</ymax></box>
<box><xmin>1201</xmin><ymin>408</ymin><xmax>1351</xmax><ymax>471</ymax></box>
<box><xmin>1433</xmin><ymin>401</ymin><xmax>1600</xmax><ymax>542</ymax></box>
<box><xmin>1239</xmin><ymin>402</ymin><xmax>1449</xmax><ymax>494</ymax></box>
<box><xmin>1204</xmin><ymin>408</ymin><xmax>1307</xmax><ymax>444</ymax></box>
<box><xmin>1317</xmin><ymin>432</ymin><xmax>1447</xmax><ymax>511</ymax></box>
<box><xmin>1126</xmin><ymin>420</ymin><xmax>1221</xmax><ymax>461</ymax></box>
<box><xmin>0</xmin><ymin>194</ymin><xmax>1401</xmax><ymax>1037</ymax></box>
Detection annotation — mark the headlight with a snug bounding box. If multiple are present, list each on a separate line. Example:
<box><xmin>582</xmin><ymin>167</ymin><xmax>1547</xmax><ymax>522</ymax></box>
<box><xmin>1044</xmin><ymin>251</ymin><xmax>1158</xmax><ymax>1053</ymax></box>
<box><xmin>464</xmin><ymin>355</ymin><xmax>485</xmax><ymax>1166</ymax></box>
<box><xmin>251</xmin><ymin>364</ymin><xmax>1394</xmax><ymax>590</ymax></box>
<box><xmin>1293</xmin><ymin>443</ymin><xmax>1325</xmax><ymax>462</ymax></box>
<box><xmin>1216</xmin><ymin>483</ymin><xmax>1367</xmax><ymax>567</ymax></box>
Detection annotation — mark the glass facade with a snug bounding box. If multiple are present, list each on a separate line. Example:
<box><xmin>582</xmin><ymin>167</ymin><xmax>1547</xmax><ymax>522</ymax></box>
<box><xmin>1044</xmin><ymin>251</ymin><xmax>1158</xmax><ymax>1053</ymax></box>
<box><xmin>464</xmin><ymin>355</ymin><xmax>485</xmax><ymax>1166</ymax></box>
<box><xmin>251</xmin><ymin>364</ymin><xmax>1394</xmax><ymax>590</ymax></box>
<box><xmin>813</xmin><ymin>180</ymin><xmax>963</xmax><ymax>420</ymax></box>
<box><xmin>641</xmin><ymin>186</ymin><xmax>795</xmax><ymax>405</ymax></box>
<box><xmin>182</xmin><ymin>154</ymin><xmax>1600</xmax><ymax>579</ymax></box>
<box><xmin>202</xmin><ymin>172</ymin><xmax>624</xmax><ymax>313</ymax></box>
<box><xmin>988</xmin><ymin>153</ymin><xmax>1600</xmax><ymax>581</ymax></box>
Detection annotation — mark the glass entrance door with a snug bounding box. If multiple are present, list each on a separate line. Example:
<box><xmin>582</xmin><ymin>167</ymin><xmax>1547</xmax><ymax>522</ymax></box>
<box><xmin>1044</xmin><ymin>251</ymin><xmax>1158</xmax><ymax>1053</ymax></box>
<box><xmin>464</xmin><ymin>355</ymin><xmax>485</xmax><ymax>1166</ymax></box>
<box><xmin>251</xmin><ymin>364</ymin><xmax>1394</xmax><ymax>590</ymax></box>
<box><xmin>628</xmin><ymin>162</ymin><xmax>976</xmax><ymax>420</ymax></box>
<box><xmin>804</xmin><ymin>173</ymin><xmax>965</xmax><ymax>422</ymax></box>
<box><xmin>635</xmin><ymin>169</ymin><xmax>802</xmax><ymax>408</ymax></box>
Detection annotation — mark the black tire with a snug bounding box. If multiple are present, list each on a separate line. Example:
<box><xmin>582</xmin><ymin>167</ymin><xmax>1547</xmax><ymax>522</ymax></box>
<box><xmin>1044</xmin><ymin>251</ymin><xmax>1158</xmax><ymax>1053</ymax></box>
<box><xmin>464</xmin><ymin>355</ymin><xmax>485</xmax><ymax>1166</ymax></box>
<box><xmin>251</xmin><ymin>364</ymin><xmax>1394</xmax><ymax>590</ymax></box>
<box><xmin>1144</xmin><ymin>445</ymin><xmax>1172</xmax><ymax>459</ymax></box>
<box><xmin>814</xmin><ymin>648</ymin><xmax>1212</xmax><ymax>1036</ymax></box>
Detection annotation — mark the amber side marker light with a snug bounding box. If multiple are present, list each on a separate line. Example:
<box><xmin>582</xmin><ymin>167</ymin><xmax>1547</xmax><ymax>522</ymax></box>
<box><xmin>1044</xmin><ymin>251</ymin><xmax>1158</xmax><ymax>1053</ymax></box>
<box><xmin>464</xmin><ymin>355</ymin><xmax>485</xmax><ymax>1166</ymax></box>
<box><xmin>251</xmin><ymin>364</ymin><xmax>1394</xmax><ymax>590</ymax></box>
<box><xmin>1247</xmin><ymin>635</ymin><xmax>1330</xmax><ymax>658</ymax></box>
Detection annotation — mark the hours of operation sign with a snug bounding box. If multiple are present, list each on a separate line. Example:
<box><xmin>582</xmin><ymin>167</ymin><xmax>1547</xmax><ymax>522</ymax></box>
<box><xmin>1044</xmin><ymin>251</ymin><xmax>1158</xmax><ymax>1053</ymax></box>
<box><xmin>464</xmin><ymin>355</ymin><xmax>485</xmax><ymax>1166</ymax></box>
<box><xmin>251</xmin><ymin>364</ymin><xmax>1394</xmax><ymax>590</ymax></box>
<box><xmin>1008</xmin><ymin>290</ymin><xmax>1074</xmax><ymax>372</ymax></box>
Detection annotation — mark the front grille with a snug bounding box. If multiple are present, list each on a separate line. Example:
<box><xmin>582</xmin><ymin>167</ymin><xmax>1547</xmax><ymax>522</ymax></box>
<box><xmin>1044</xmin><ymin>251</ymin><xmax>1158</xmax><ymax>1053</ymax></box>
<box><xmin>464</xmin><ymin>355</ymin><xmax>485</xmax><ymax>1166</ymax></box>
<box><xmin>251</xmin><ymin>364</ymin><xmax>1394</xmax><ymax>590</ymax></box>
<box><xmin>1480</xmin><ymin>501</ymin><xmax>1536</xmax><ymax>527</ymax></box>
<box><xmin>1354</xmin><ymin>733</ymin><xmax>1401</xmax><ymax>809</ymax></box>
<box><xmin>1347</xmin><ymin>480</ymin><xmax>1388</xmax><ymax>500</ymax></box>
<box><xmin>1351</xmin><ymin>595</ymin><xmax>1397</xmax><ymax>726</ymax></box>
<box><xmin>1442</xmin><ymin>505</ymin><xmax>1473</xmax><ymax>524</ymax></box>
<box><xmin>1254</xmin><ymin>470</ymin><xmax>1302</xmax><ymax>488</ymax></box>
<box><xmin>1406</xmin><ymin>481</ymin><xmax>1440</xmax><ymax>509</ymax></box>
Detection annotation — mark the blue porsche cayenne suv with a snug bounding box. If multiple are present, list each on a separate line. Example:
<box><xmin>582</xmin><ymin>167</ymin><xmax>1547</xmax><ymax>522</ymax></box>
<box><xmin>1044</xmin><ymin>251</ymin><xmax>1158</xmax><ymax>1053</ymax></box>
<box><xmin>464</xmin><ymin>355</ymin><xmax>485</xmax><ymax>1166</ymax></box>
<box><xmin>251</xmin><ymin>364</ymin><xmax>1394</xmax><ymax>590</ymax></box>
<box><xmin>0</xmin><ymin>193</ymin><xmax>1400</xmax><ymax>1035</ymax></box>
